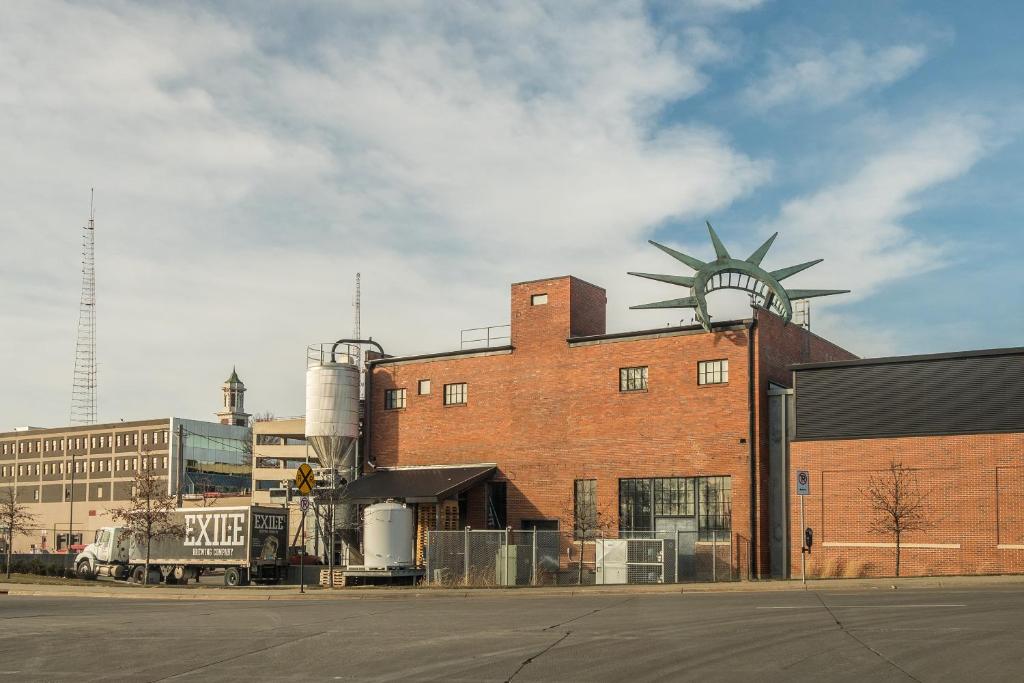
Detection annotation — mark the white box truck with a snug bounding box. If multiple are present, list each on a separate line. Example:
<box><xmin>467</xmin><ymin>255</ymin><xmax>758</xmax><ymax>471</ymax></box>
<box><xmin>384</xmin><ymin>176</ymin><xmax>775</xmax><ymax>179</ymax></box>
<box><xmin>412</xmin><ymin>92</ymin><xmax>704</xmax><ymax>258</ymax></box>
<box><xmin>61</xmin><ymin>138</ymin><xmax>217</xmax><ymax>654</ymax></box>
<box><xmin>74</xmin><ymin>506</ymin><xmax>289</xmax><ymax>586</ymax></box>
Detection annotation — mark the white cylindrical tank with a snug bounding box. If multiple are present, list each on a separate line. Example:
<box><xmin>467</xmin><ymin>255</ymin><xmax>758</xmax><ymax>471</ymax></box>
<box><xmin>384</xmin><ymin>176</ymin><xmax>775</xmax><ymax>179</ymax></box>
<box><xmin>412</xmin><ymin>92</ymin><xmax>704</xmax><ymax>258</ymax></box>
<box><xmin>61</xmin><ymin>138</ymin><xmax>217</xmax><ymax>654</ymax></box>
<box><xmin>304</xmin><ymin>360</ymin><xmax>360</xmax><ymax>470</ymax></box>
<box><xmin>363</xmin><ymin>502</ymin><xmax>414</xmax><ymax>569</ymax></box>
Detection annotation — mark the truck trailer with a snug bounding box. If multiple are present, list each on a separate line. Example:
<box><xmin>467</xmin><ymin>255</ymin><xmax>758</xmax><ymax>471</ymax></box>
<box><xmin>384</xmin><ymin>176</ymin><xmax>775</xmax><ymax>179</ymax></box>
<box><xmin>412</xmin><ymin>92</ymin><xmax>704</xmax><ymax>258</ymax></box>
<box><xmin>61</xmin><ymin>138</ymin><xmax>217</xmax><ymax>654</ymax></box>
<box><xmin>74</xmin><ymin>506</ymin><xmax>289</xmax><ymax>586</ymax></box>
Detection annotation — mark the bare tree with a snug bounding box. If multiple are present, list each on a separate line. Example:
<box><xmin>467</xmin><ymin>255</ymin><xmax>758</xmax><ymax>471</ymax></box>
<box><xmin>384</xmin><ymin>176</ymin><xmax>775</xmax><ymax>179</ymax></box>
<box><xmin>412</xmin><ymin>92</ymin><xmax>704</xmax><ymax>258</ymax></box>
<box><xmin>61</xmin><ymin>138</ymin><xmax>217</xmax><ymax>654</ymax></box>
<box><xmin>862</xmin><ymin>461</ymin><xmax>932</xmax><ymax>577</ymax></box>
<box><xmin>110</xmin><ymin>453</ymin><xmax>184</xmax><ymax>585</ymax></box>
<box><xmin>0</xmin><ymin>486</ymin><xmax>39</xmax><ymax>579</ymax></box>
<box><xmin>567</xmin><ymin>480</ymin><xmax>614</xmax><ymax>585</ymax></box>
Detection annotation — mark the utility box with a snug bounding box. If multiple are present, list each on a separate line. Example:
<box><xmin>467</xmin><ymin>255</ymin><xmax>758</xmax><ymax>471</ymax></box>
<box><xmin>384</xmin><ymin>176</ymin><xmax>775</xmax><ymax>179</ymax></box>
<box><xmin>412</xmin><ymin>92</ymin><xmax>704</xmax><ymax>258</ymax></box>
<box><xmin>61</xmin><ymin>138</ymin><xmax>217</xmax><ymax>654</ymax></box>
<box><xmin>595</xmin><ymin>539</ymin><xmax>628</xmax><ymax>585</ymax></box>
<box><xmin>496</xmin><ymin>544</ymin><xmax>519</xmax><ymax>586</ymax></box>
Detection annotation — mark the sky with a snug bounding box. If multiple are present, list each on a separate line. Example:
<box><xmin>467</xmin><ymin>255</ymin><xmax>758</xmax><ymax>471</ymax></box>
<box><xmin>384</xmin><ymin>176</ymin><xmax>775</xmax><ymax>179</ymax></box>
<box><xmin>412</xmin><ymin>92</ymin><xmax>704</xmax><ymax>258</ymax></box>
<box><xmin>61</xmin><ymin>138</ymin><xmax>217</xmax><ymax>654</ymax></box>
<box><xmin>1</xmin><ymin>0</ymin><xmax>1022</xmax><ymax>428</ymax></box>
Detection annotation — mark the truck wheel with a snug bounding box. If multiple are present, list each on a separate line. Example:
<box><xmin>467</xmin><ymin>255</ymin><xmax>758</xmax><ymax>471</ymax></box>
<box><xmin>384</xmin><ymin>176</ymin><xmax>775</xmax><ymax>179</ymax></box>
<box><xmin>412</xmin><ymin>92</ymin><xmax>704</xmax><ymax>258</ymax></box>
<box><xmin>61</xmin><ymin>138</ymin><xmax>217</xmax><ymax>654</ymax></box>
<box><xmin>76</xmin><ymin>560</ymin><xmax>95</xmax><ymax>580</ymax></box>
<box><xmin>224</xmin><ymin>567</ymin><xmax>242</xmax><ymax>587</ymax></box>
<box><xmin>130</xmin><ymin>566</ymin><xmax>146</xmax><ymax>584</ymax></box>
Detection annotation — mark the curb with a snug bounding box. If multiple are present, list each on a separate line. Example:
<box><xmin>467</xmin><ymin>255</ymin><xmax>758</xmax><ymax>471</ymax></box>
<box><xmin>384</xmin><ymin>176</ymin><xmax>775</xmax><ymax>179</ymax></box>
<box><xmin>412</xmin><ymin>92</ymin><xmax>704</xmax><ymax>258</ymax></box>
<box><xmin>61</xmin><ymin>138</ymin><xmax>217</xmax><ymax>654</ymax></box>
<box><xmin>5</xmin><ymin>573</ymin><xmax>1024</xmax><ymax>601</ymax></box>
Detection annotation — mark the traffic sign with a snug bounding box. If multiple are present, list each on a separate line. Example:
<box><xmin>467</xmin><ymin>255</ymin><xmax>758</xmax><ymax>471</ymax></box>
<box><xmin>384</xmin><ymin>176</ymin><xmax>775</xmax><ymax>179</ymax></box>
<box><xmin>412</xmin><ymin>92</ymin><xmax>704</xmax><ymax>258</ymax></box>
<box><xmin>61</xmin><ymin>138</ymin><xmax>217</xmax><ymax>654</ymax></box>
<box><xmin>299</xmin><ymin>496</ymin><xmax>310</xmax><ymax>512</ymax></box>
<box><xmin>796</xmin><ymin>469</ymin><xmax>810</xmax><ymax>496</ymax></box>
<box><xmin>295</xmin><ymin>463</ymin><xmax>316</xmax><ymax>495</ymax></box>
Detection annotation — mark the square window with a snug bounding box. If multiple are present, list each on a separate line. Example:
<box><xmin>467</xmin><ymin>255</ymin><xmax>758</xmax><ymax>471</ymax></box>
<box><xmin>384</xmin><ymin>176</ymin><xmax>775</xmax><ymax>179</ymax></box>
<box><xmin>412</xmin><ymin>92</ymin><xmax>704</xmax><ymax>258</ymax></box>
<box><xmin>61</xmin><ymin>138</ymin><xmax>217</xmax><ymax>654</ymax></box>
<box><xmin>384</xmin><ymin>388</ymin><xmax>407</xmax><ymax>410</ymax></box>
<box><xmin>619</xmin><ymin>366</ymin><xmax>648</xmax><ymax>392</ymax></box>
<box><xmin>443</xmin><ymin>382</ymin><xmax>468</xmax><ymax>406</ymax></box>
<box><xmin>697</xmin><ymin>359</ymin><xmax>729</xmax><ymax>385</ymax></box>
<box><xmin>531</xmin><ymin>293</ymin><xmax>548</xmax><ymax>306</ymax></box>
<box><xmin>418</xmin><ymin>379</ymin><xmax>431</xmax><ymax>395</ymax></box>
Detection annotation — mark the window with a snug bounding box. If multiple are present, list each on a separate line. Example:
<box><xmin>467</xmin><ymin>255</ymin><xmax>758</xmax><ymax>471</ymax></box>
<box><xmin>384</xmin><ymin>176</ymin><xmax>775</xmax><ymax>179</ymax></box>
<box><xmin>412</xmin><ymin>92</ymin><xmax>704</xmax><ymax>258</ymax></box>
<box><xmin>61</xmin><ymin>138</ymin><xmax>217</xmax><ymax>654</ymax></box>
<box><xmin>619</xmin><ymin>366</ymin><xmax>648</xmax><ymax>392</ymax></box>
<box><xmin>27</xmin><ymin>442</ymin><xmax>33</xmax><ymax>454</ymax></box>
<box><xmin>143</xmin><ymin>433</ymin><xmax>149</xmax><ymax>446</ymax></box>
<box><xmin>90</xmin><ymin>461</ymin><xmax>96</xmax><ymax>473</ymax></box>
<box><xmin>132</xmin><ymin>434</ymin><xmax>138</xmax><ymax>446</ymax></box>
<box><xmin>75</xmin><ymin>438</ymin><xmax>81</xmax><ymax>449</ymax></box>
<box><xmin>384</xmin><ymin>388</ymin><xmax>407</xmax><ymax>410</ymax></box>
<box><xmin>698</xmin><ymin>476</ymin><xmax>732</xmax><ymax>541</ymax></box>
<box><xmin>162</xmin><ymin>457</ymin><xmax>168</xmax><ymax>469</ymax></box>
<box><xmin>96</xmin><ymin>486</ymin><xmax>103</xmax><ymax>499</ymax></box>
<box><xmin>531</xmin><ymin>293</ymin><xmax>548</xmax><ymax>306</ymax></box>
<box><xmin>19</xmin><ymin>443</ymin><xmax>25</xmax><ymax>454</ymax></box>
<box><xmin>162</xmin><ymin>431</ymin><xmax>169</xmax><ymax>444</ymax></box>
<box><xmin>33</xmin><ymin>489</ymin><xmax>39</xmax><ymax>501</ymax></box>
<box><xmin>116</xmin><ymin>435</ymin><xmax>122</xmax><ymax>447</ymax></box>
<box><xmin>141</xmin><ymin>458</ymin><xmax>147</xmax><ymax>470</ymax></box>
<box><xmin>417</xmin><ymin>379</ymin><xmax>431</xmax><ymax>395</ymax></box>
<box><xmin>256</xmin><ymin>479</ymin><xmax>280</xmax><ymax>491</ymax></box>
<box><xmin>43</xmin><ymin>440</ymin><xmax>49</xmax><ymax>453</ymax></box>
<box><xmin>443</xmin><ymin>383</ymin><xmax>468</xmax><ymax>406</ymax></box>
<box><xmin>114</xmin><ymin>459</ymin><xmax>120</xmax><ymax>472</ymax></box>
<box><xmin>521</xmin><ymin>519</ymin><xmax>559</xmax><ymax>531</ymax></box>
<box><xmin>698</xmin><ymin>360</ymin><xmax>728</xmax><ymax>385</ymax></box>
<box><xmin>133</xmin><ymin>457</ymin><xmax>138</xmax><ymax>469</ymax></box>
<box><xmin>91</xmin><ymin>437</ymin><xmax>97</xmax><ymax>448</ymax></box>
<box><xmin>574</xmin><ymin>479</ymin><xmax>598</xmax><ymax>538</ymax></box>
<box><xmin>44</xmin><ymin>464</ymin><xmax>49</xmax><ymax>475</ymax></box>
<box><xmin>153</xmin><ymin>457</ymin><xmax>159</xmax><ymax>470</ymax></box>
<box><xmin>653</xmin><ymin>477</ymin><xmax>694</xmax><ymax>517</ymax></box>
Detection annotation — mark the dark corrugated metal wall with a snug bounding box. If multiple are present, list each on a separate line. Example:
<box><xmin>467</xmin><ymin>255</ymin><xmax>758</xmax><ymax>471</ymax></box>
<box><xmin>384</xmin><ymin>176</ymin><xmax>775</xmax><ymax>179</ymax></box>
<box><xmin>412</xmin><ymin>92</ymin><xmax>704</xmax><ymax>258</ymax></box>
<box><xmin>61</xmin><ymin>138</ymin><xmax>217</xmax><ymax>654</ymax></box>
<box><xmin>795</xmin><ymin>354</ymin><xmax>1024</xmax><ymax>440</ymax></box>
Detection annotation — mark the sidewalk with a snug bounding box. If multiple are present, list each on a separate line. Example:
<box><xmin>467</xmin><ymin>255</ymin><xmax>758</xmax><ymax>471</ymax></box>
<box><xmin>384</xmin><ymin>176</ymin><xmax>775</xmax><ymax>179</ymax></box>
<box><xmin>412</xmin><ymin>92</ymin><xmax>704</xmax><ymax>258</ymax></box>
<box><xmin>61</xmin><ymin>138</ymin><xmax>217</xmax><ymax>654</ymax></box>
<box><xmin>3</xmin><ymin>573</ymin><xmax>1024</xmax><ymax>601</ymax></box>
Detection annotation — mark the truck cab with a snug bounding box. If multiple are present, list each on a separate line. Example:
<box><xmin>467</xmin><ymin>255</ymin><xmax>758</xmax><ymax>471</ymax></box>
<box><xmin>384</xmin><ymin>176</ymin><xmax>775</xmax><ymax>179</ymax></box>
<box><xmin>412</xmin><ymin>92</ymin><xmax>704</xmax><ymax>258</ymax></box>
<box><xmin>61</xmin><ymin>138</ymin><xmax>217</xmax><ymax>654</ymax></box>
<box><xmin>75</xmin><ymin>527</ymin><xmax>130</xmax><ymax>579</ymax></box>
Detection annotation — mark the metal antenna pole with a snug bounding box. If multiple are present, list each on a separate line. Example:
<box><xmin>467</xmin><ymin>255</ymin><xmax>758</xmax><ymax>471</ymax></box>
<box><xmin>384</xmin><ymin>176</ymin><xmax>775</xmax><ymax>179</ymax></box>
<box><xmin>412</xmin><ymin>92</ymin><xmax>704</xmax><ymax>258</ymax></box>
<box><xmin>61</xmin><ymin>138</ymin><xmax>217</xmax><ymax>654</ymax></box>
<box><xmin>71</xmin><ymin>189</ymin><xmax>98</xmax><ymax>425</ymax></box>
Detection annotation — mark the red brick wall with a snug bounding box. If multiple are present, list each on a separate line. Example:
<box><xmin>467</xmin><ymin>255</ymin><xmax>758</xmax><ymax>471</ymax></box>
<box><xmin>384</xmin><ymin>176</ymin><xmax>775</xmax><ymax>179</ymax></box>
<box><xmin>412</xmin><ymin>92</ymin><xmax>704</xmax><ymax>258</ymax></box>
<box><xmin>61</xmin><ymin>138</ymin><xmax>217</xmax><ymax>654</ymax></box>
<box><xmin>369</xmin><ymin>278</ymin><xmax>855</xmax><ymax>578</ymax></box>
<box><xmin>372</xmin><ymin>276</ymin><xmax>758</xmax><ymax>571</ymax></box>
<box><xmin>791</xmin><ymin>433</ymin><xmax>1024</xmax><ymax>578</ymax></box>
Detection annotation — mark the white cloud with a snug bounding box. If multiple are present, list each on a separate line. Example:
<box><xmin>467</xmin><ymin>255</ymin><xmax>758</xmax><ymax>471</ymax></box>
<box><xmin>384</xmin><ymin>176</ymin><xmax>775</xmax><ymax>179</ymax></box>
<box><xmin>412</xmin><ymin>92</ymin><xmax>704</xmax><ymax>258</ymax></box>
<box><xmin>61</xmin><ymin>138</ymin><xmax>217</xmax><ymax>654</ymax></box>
<box><xmin>742</xmin><ymin>42</ymin><xmax>928</xmax><ymax>110</ymax></box>
<box><xmin>757</xmin><ymin>114</ymin><xmax>991</xmax><ymax>353</ymax></box>
<box><xmin>0</xmin><ymin>1</ymin><xmax>768</xmax><ymax>426</ymax></box>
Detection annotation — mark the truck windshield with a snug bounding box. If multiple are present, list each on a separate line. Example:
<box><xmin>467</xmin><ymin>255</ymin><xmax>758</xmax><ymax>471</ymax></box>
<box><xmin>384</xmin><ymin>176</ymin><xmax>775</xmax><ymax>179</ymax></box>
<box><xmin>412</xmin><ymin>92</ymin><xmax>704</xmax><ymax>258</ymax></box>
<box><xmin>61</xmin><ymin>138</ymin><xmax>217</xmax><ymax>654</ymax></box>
<box><xmin>97</xmin><ymin>530</ymin><xmax>111</xmax><ymax>546</ymax></box>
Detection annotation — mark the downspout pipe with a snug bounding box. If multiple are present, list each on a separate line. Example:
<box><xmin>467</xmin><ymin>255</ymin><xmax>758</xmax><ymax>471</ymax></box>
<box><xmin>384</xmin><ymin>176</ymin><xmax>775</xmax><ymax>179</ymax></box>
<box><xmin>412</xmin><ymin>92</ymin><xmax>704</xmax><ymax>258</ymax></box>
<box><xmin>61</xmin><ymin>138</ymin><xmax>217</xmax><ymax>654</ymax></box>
<box><xmin>331</xmin><ymin>338</ymin><xmax>384</xmax><ymax>475</ymax></box>
<box><xmin>747</xmin><ymin>318</ymin><xmax>758</xmax><ymax>579</ymax></box>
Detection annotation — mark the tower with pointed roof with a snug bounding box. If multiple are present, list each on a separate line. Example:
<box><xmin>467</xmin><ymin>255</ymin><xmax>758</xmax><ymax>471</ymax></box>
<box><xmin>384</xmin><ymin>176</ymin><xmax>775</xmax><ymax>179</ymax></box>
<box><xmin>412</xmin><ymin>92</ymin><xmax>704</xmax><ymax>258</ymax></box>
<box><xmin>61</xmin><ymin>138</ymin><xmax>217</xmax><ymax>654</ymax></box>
<box><xmin>216</xmin><ymin>367</ymin><xmax>250</xmax><ymax>426</ymax></box>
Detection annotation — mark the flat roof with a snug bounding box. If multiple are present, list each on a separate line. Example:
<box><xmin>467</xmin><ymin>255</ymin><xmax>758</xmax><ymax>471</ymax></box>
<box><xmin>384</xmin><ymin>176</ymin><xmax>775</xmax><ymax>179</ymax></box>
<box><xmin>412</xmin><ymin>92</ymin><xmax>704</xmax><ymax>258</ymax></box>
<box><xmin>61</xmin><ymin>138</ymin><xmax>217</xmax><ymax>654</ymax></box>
<box><xmin>343</xmin><ymin>464</ymin><xmax>496</xmax><ymax>503</ymax></box>
<box><xmin>0</xmin><ymin>417</ymin><xmax>170</xmax><ymax>438</ymax></box>
<box><xmin>792</xmin><ymin>346</ymin><xmax>1024</xmax><ymax>372</ymax></box>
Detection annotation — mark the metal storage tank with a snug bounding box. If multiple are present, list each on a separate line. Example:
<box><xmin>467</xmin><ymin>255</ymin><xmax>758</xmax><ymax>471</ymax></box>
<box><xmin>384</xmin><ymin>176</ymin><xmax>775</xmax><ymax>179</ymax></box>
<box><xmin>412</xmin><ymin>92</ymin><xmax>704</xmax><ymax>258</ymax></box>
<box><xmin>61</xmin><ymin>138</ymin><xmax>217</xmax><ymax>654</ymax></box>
<box><xmin>304</xmin><ymin>356</ymin><xmax>360</xmax><ymax>474</ymax></box>
<box><xmin>363</xmin><ymin>501</ymin><xmax>414</xmax><ymax>569</ymax></box>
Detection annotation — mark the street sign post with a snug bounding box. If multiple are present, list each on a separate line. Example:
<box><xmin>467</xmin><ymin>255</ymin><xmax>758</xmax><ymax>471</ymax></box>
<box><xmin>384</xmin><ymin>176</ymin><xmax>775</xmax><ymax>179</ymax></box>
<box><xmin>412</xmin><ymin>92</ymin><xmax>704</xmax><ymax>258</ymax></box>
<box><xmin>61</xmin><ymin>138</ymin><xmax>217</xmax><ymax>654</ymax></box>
<box><xmin>295</xmin><ymin>463</ymin><xmax>316</xmax><ymax>496</ymax></box>
<box><xmin>294</xmin><ymin>467</ymin><xmax>315</xmax><ymax>594</ymax></box>
<box><xmin>796</xmin><ymin>469</ymin><xmax>810</xmax><ymax>586</ymax></box>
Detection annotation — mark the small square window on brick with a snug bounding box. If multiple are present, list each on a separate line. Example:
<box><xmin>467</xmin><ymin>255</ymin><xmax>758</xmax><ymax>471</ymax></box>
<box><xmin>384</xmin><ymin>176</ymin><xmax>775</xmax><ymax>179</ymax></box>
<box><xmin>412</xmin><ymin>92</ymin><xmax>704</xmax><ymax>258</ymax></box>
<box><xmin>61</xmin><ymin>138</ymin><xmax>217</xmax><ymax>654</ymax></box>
<box><xmin>619</xmin><ymin>366</ymin><xmax>648</xmax><ymax>392</ymax></box>
<box><xmin>384</xmin><ymin>388</ymin><xmax>407</xmax><ymax>410</ymax></box>
<box><xmin>443</xmin><ymin>382</ymin><xmax>468</xmax><ymax>406</ymax></box>
<box><xmin>418</xmin><ymin>379</ymin><xmax>431</xmax><ymax>395</ymax></box>
<box><xmin>531</xmin><ymin>293</ymin><xmax>548</xmax><ymax>306</ymax></box>
<box><xmin>697</xmin><ymin>359</ymin><xmax>729</xmax><ymax>385</ymax></box>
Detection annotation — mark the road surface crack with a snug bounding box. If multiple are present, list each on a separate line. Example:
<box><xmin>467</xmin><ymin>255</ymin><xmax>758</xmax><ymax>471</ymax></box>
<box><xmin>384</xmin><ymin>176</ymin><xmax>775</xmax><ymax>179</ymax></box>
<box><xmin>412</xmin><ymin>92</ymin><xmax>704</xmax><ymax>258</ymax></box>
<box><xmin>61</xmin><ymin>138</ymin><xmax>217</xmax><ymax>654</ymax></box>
<box><xmin>813</xmin><ymin>592</ymin><xmax>922</xmax><ymax>682</ymax></box>
<box><xmin>543</xmin><ymin>596</ymin><xmax>635</xmax><ymax>630</ymax></box>
<box><xmin>505</xmin><ymin>630</ymin><xmax>571</xmax><ymax>682</ymax></box>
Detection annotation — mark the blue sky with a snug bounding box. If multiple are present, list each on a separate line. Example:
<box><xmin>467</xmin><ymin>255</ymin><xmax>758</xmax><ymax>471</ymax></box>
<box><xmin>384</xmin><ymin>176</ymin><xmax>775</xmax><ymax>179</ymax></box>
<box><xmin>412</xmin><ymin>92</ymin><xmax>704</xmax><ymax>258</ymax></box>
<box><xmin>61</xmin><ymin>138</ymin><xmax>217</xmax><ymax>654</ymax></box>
<box><xmin>0</xmin><ymin>1</ymin><xmax>1021</xmax><ymax>427</ymax></box>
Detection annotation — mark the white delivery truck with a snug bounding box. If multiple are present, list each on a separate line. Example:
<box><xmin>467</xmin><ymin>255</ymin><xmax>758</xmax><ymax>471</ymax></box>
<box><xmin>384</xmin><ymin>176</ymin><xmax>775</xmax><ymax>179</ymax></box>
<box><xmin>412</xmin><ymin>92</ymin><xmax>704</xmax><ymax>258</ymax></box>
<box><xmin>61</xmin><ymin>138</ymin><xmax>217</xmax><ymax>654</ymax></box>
<box><xmin>74</xmin><ymin>506</ymin><xmax>289</xmax><ymax>586</ymax></box>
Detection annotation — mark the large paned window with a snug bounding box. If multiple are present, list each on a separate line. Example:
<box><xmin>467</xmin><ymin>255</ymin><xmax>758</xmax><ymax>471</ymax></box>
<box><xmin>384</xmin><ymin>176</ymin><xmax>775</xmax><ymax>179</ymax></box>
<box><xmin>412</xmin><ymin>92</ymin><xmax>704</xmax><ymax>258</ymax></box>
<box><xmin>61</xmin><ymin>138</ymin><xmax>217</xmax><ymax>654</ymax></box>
<box><xmin>384</xmin><ymin>388</ymin><xmax>407</xmax><ymax>410</ymax></box>
<box><xmin>620</xmin><ymin>476</ymin><xmax>731</xmax><ymax>539</ymax></box>
<box><xmin>698</xmin><ymin>476</ymin><xmax>732</xmax><ymax>541</ymax></box>
<box><xmin>619</xmin><ymin>366</ymin><xmax>648</xmax><ymax>392</ymax></box>
<box><xmin>697</xmin><ymin>360</ymin><xmax>729</xmax><ymax>385</ymax></box>
<box><xmin>573</xmin><ymin>479</ymin><xmax>598</xmax><ymax>538</ymax></box>
<box><xmin>443</xmin><ymin>382</ymin><xmax>468</xmax><ymax>406</ymax></box>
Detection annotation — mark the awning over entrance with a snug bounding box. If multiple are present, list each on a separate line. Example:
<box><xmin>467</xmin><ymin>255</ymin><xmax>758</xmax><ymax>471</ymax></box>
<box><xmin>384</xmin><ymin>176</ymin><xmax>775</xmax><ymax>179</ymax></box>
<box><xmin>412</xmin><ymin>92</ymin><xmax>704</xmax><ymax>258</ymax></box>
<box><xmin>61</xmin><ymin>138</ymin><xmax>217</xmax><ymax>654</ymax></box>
<box><xmin>343</xmin><ymin>465</ymin><xmax>496</xmax><ymax>504</ymax></box>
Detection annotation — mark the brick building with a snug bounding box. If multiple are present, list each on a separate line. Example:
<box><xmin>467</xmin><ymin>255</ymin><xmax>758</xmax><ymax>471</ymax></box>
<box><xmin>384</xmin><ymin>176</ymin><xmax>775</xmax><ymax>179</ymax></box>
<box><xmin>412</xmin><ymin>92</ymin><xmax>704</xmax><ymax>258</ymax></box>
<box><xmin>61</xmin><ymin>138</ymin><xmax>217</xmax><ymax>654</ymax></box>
<box><xmin>358</xmin><ymin>275</ymin><xmax>853</xmax><ymax>578</ymax></box>
<box><xmin>789</xmin><ymin>347</ymin><xmax>1024</xmax><ymax>578</ymax></box>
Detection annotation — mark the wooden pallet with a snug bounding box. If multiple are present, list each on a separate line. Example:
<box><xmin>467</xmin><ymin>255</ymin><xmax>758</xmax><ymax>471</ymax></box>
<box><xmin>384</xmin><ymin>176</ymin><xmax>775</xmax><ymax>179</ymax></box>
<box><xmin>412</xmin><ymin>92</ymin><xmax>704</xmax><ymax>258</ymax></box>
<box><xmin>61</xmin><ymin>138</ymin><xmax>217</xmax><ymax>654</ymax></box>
<box><xmin>319</xmin><ymin>569</ymin><xmax>346</xmax><ymax>588</ymax></box>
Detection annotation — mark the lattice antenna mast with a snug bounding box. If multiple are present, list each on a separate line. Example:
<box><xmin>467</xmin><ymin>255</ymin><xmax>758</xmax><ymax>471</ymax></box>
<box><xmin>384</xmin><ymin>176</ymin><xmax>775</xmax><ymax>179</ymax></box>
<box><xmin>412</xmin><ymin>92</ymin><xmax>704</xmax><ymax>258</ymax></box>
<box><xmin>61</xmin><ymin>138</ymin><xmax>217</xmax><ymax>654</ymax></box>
<box><xmin>70</xmin><ymin>189</ymin><xmax>98</xmax><ymax>425</ymax></box>
<box><xmin>353</xmin><ymin>272</ymin><xmax>363</xmax><ymax>398</ymax></box>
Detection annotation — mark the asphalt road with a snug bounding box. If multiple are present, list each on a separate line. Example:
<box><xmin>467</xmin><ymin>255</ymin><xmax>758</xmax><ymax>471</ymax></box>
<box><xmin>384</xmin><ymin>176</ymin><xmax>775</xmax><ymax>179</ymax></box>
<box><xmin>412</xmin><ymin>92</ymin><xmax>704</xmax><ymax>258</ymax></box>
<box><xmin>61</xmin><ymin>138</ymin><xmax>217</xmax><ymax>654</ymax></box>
<box><xmin>2</xmin><ymin>586</ymin><xmax>1023</xmax><ymax>681</ymax></box>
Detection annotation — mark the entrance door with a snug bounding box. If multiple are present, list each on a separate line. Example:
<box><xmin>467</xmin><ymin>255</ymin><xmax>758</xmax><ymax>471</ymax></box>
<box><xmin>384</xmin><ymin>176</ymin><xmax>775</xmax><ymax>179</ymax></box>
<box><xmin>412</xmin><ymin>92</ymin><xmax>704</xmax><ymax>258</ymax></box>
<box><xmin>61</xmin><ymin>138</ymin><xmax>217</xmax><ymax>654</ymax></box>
<box><xmin>655</xmin><ymin>516</ymin><xmax>697</xmax><ymax>581</ymax></box>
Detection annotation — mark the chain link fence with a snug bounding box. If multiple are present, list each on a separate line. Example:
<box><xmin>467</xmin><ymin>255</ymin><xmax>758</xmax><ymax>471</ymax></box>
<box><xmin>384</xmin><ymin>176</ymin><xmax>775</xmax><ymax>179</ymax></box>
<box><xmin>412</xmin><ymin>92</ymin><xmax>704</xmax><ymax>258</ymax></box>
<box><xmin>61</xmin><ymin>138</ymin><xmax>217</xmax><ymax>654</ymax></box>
<box><xmin>425</xmin><ymin>529</ymin><xmax>746</xmax><ymax>587</ymax></box>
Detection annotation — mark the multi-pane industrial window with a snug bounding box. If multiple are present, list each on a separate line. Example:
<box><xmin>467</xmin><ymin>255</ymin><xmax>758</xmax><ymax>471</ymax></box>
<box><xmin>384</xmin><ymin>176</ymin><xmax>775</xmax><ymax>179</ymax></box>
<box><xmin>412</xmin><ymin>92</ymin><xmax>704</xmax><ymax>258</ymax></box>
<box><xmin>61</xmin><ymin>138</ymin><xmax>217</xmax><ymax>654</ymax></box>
<box><xmin>418</xmin><ymin>379</ymin><xmax>431</xmax><ymax>395</ymax></box>
<box><xmin>384</xmin><ymin>388</ymin><xmax>407</xmax><ymax>410</ymax></box>
<box><xmin>573</xmin><ymin>479</ymin><xmax>598</xmax><ymax>539</ymax></box>
<box><xmin>619</xmin><ymin>366</ymin><xmax>648</xmax><ymax>392</ymax></box>
<box><xmin>698</xmin><ymin>476</ymin><xmax>732</xmax><ymax>541</ymax></box>
<box><xmin>443</xmin><ymin>383</ymin><xmax>468</xmax><ymax>406</ymax></box>
<box><xmin>620</xmin><ymin>476</ymin><xmax>732</xmax><ymax>539</ymax></box>
<box><xmin>697</xmin><ymin>359</ymin><xmax>729</xmax><ymax>385</ymax></box>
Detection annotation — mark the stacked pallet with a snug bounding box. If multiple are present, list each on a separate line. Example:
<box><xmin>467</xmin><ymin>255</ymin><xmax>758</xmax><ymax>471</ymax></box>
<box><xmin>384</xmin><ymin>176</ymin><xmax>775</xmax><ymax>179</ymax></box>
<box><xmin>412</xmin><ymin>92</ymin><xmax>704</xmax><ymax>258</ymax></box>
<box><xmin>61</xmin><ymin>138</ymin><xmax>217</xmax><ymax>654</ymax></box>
<box><xmin>318</xmin><ymin>569</ymin><xmax>346</xmax><ymax>587</ymax></box>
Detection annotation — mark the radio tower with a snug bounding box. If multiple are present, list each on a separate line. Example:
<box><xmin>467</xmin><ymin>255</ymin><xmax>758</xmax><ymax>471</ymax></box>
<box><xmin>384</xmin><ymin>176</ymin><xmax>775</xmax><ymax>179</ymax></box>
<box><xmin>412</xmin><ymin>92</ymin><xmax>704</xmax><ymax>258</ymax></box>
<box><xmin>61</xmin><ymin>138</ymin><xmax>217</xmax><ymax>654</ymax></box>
<box><xmin>353</xmin><ymin>272</ymin><xmax>363</xmax><ymax>397</ymax></box>
<box><xmin>70</xmin><ymin>190</ymin><xmax>98</xmax><ymax>425</ymax></box>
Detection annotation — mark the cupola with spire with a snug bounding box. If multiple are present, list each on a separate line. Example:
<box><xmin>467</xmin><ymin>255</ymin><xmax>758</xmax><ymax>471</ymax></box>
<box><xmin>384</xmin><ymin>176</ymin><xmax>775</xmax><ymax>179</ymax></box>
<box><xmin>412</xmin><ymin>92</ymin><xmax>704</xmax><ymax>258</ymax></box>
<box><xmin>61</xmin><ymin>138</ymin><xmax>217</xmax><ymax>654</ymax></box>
<box><xmin>216</xmin><ymin>367</ymin><xmax>250</xmax><ymax>427</ymax></box>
